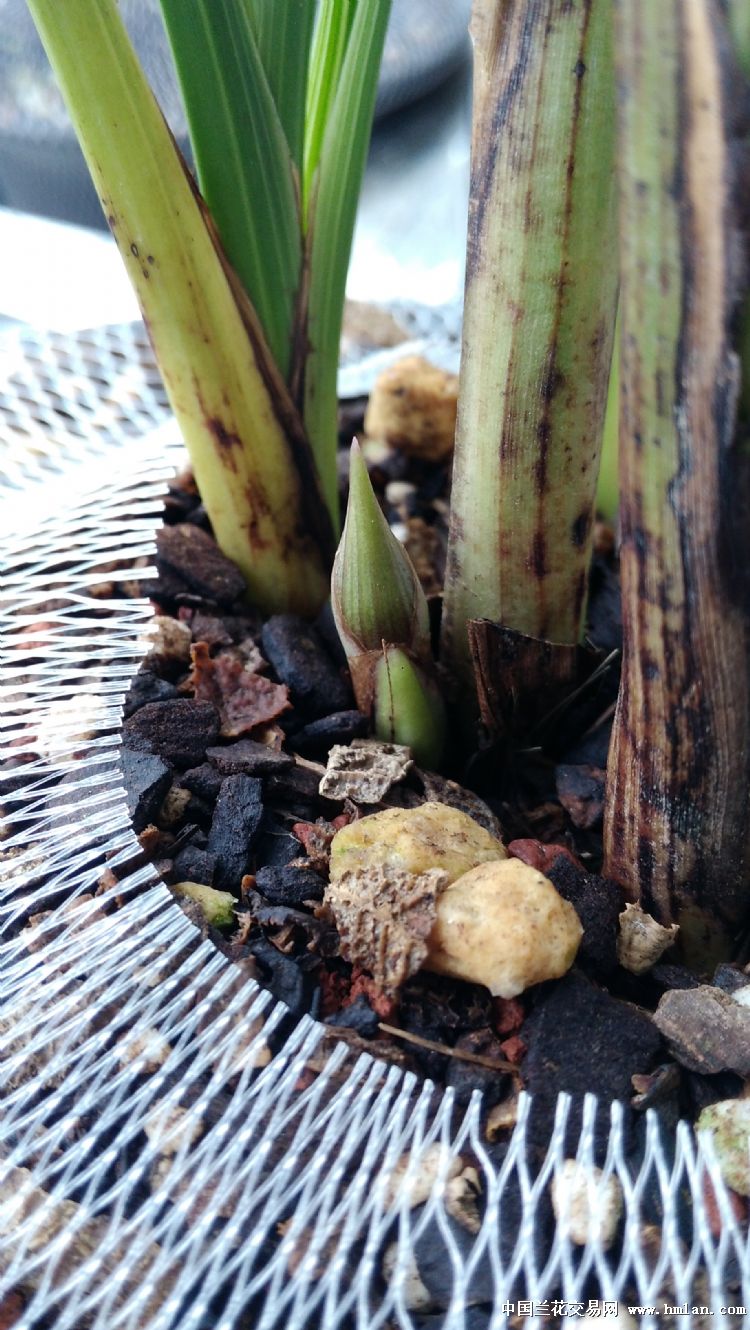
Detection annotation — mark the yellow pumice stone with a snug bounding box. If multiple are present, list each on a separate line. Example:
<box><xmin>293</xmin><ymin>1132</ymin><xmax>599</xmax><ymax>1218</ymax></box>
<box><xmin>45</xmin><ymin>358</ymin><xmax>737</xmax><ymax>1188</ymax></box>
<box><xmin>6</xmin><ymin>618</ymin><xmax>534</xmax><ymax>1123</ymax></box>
<box><xmin>425</xmin><ymin>859</ymin><xmax>582</xmax><ymax>998</ymax></box>
<box><xmin>364</xmin><ymin>355</ymin><xmax>459</xmax><ymax>463</ymax></box>
<box><xmin>328</xmin><ymin>801</ymin><xmax>506</xmax><ymax>886</ymax></box>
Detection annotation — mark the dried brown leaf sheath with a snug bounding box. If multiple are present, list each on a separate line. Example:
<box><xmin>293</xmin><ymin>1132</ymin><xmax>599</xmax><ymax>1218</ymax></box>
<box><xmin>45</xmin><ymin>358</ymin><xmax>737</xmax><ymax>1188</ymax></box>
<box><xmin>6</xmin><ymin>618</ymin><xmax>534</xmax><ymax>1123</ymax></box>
<box><xmin>604</xmin><ymin>0</ymin><xmax>750</xmax><ymax>959</ymax></box>
<box><xmin>467</xmin><ymin>619</ymin><xmax>581</xmax><ymax>740</ymax></box>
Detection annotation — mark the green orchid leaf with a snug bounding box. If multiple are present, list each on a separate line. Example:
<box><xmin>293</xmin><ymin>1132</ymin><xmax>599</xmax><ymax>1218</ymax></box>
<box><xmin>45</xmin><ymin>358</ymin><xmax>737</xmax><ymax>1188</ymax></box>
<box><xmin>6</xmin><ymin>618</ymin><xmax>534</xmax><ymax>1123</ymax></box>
<box><xmin>27</xmin><ymin>0</ymin><xmax>331</xmax><ymax>614</ymax></box>
<box><xmin>301</xmin><ymin>0</ymin><xmax>392</xmax><ymax>523</ymax></box>
<box><xmin>247</xmin><ymin>0</ymin><xmax>316</xmax><ymax>173</ymax></box>
<box><xmin>159</xmin><ymin>0</ymin><xmax>302</xmax><ymax>380</ymax></box>
<box><xmin>441</xmin><ymin>0</ymin><xmax>618</xmax><ymax>687</ymax></box>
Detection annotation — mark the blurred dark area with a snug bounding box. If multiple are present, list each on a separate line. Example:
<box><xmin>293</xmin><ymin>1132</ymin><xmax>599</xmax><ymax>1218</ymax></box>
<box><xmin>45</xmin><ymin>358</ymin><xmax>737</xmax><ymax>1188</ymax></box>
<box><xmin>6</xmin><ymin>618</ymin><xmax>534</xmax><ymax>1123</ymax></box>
<box><xmin>0</xmin><ymin>0</ymin><xmax>472</xmax><ymax>230</ymax></box>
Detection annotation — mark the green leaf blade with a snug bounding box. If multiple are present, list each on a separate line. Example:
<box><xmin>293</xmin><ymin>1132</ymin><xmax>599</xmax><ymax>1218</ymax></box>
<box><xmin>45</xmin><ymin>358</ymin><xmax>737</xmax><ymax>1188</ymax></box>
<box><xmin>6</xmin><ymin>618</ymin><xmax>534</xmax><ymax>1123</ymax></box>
<box><xmin>248</xmin><ymin>0</ymin><xmax>316</xmax><ymax>172</ymax></box>
<box><xmin>27</xmin><ymin>0</ymin><xmax>332</xmax><ymax>615</ymax></box>
<box><xmin>303</xmin><ymin>0</ymin><xmax>357</xmax><ymax>213</ymax></box>
<box><xmin>302</xmin><ymin>0</ymin><xmax>392</xmax><ymax>523</ymax></box>
<box><xmin>159</xmin><ymin>0</ymin><xmax>301</xmax><ymax>380</ymax></box>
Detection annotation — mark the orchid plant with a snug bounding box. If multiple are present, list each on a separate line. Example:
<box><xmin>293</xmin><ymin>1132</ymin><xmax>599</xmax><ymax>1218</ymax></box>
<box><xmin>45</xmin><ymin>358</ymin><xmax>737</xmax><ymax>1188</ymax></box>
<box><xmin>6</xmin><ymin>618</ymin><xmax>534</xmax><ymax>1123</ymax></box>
<box><xmin>28</xmin><ymin>0</ymin><xmax>750</xmax><ymax>959</ymax></box>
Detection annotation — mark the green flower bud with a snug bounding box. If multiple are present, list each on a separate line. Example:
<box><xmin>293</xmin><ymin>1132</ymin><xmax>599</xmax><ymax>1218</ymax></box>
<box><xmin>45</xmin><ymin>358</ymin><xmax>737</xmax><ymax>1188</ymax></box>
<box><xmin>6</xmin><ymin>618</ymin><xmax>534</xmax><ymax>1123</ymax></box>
<box><xmin>331</xmin><ymin>440</ymin><xmax>431</xmax><ymax>661</ymax></box>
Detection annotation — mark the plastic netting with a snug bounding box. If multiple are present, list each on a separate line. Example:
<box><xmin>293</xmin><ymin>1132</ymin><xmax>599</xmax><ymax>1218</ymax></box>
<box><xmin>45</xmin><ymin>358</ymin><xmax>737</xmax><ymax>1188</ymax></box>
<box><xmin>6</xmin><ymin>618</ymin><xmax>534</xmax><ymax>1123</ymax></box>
<box><xmin>1</xmin><ymin>335</ymin><xmax>750</xmax><ymax>1329</ymax></box>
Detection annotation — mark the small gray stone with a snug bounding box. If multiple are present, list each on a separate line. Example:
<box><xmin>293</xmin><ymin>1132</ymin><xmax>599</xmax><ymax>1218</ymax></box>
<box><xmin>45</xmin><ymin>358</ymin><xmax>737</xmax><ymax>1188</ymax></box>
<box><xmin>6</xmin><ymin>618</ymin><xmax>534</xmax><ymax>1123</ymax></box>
<box><xmin>712</xmin><ymin>963</ymin><xmax>750</xmax><ymax>995</ymax></box>
<box><xmin>653</xmin><ymin>985</ymin><xmax>750</xmax><ymax>1076</ymax></box>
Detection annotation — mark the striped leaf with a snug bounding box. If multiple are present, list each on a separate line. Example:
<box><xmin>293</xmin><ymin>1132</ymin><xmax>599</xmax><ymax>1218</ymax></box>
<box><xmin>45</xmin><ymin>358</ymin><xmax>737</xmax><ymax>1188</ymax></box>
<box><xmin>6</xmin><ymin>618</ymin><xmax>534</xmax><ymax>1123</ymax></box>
<box><xmin>440</xmin><ymin>0</ymin><xmax>618</xmax><ymax>689</ymax></box>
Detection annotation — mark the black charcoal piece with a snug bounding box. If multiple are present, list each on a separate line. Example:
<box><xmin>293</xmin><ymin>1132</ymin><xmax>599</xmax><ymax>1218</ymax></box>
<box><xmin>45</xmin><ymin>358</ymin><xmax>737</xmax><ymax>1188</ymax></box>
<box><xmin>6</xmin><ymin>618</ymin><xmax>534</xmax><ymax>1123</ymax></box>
<box><xmin>206</xmin><ymin>739</ymin><xmax>293</xmax><ymax>777</ymax></box>
<box><xmin>586</xmin><ymin>556</ymin><xmax>623</xmax><ymax>655</ymax></box>
<box><xmin>324</xmin><ymin>995</ymin><xmax>380</xmax><ymax>1038</ymax></box>
<box><xmin>123</xmin><ymin>699</ymin><xmax>220</xmax><ymax>769</ymax></box>
<box><xmin>414</xmin><ymin>1313</ymin><xmax>492</xmax><ymax>1330</ymax></box>
<box><xmin>120</xmin><ymin>747</ymin><xmax>172</xmax><ymax>833</ymax></box>
<box><xmin>314</xmin><ymin>596</ymin><xmax>349</xmax><ymax>666</ymax></box>
<box><xmin>412</xmin><ymin>1173</ymin><xmax>551</xmax><ymax>1309</ymax></box>
<box><xmin>156</xmin><ymin>524</ymin><xmax>247</xmax><ymax>606</ymax></box>
<box><xmin>260</xmin><ymin>614</ymin><xmax>352</xmax><ymax>717</ymax></box>
<box><xmin>524</xmin><ymin>971</ymin><xmax>661</xmax><ymax>1100</ymax></box>
<box><xmin>249</xmin><ymin>936</ymin><xmax>313</xmax><ymax>1018</ymax></box>
<box><xmin>207</xmin><ymin>774</ymin><xmax>264</xmax><ymax>891</ymax></box>
<box><xmin>254</xmin><ymin>864</ymin><xmax>325</xmax><ymax>906</ymax></box>
<box><xmin>184</xmin><ymin>503</ymin><xmax>211</xmax><ymax>530</ymax></box>
<box><xmin>289</xmin><ymin>710</ymin><xmax>369</xmax><ymax>757</ymax></box>
<box><xmin>141</xmin><ymin>564</ymin><xmax>190</xmax><ymax>602</ymax></box>
<box><xmin>547</xmin><ymin>858</ymin><xmax>621</xmax><ymax>978</ymax></box>
<box><xmin>181</xmin><ymin>763</ymin><xmax>224</xmax><ymax>803</ymax></box>
<box><xmin>445</xmin><ymin>1029</ymin><xmax>509</xmax><ymax>1108</ymax></box>
<box><xmin>554</xmin><ymin>762</ymin><xmax>605</xmax><ymax>830</ymax></box>
<box><xmin>522</xmin><ymin>971</ymin><xmax>661</xmax><ymax>1159</ymax></box>
<box><xmin>173</xmin><ymin>845</ymin><xmax>216</xmax><ymax>886</ymax></box>
<box><xmin>122</xmin><ymin>671</ymin><xmax>179</xmax><ymax>718</ymax></box>
<box><xmin>253</xmin><ymin>815</ymin><xmax>301</xmax><ymax>867</ymax></box>
<box><xmin>650</xmin><ymin>962</ymin><xmax>703</xmax><ymax>992</ymax></box>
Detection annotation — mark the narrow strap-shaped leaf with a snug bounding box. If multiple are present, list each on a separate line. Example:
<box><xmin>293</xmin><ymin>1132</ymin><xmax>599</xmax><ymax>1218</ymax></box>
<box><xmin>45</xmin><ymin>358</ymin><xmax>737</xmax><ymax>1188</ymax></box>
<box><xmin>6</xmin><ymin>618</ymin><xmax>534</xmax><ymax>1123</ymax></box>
<box><xmin>725</xmin><ymin>1</ymin><xmax>750</xmax><ymax>421</ymax></box>
<box><xmin>301</xmin><ymin>0</ymin><xmax>392</xmax><ymax>523</ymax></box>
<box><xmin>303</xmin><ymin>0</ymin><xmax>357</xmax><ymax>215</ymax></box>
<box><xmin>440</xmin><ymin>0</ymin><xmax>618</xmax><ymax>687</ymax></box>
<box><xmin>248</xmin><ymin>0</ymin><xmax>316</xmax><ymax>172</ymax></box>
<box><xmin>159</xmin><ymin>0</ymin><xmax>301</xmax><ymax>380</ymax></box>
<box><xmin>27</xmin><ymin>0</ymin><xmax>332</xmax><ymax>615</ymax></box>
<box><xmin>596</xmin><ymin>309</ymin><xmax>620</xmax><ymax>523</ymax></box>
<box><xmin>604</xmin><ymin>0</ymin><xmax>750</xmax><ymax>962</ymax></box>
<box><xmin>727</xmin><ymin>0</ymin><xmax>750</xmax><ymax>76</ymax></box>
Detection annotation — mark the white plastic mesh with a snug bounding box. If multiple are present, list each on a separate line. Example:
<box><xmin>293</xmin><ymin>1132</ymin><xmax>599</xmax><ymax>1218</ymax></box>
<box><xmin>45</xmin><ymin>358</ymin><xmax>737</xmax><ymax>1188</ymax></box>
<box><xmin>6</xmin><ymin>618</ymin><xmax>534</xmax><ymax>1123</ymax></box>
<box><xmin>2</xmin><ymin>340</ymin><xmax>750</xmax><ymax>1328</ymax></box>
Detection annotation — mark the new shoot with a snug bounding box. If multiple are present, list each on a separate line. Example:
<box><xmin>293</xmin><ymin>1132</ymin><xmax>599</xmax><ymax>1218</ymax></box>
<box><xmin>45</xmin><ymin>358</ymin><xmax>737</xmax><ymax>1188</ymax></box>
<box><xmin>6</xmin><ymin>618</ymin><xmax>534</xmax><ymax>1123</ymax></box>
<box><xmin>331</xmin><ymin>442</ymin><xmax>446</xmax><ymax>768</ymax></box>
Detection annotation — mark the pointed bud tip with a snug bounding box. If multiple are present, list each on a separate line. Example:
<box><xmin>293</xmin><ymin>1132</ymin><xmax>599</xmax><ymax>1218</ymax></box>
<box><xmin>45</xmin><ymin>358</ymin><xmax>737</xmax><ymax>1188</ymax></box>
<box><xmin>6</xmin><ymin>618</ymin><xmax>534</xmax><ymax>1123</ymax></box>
<box><xmin>331</xmin><ymin>446</ymin><xmax>431</xmax><ymax>661</ymax></box>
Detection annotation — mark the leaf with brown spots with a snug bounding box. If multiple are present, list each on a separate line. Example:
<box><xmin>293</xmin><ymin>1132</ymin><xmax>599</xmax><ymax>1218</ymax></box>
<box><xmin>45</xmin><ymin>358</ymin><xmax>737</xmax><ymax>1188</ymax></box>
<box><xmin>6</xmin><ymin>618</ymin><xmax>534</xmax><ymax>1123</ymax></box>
<box><xmin>187</xmin><ymin>642</ymin><xmax>290</xmax><ymax>737</ymax></box>
<box><xmin>604</xmin><ymin>0</ymin><xmax>750</xmax><ymax>956</ymax></box>
<box><xmin>440</xmin><ymin>0</ymin><xmax>618</xmax><ymax>689</ymax></box>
